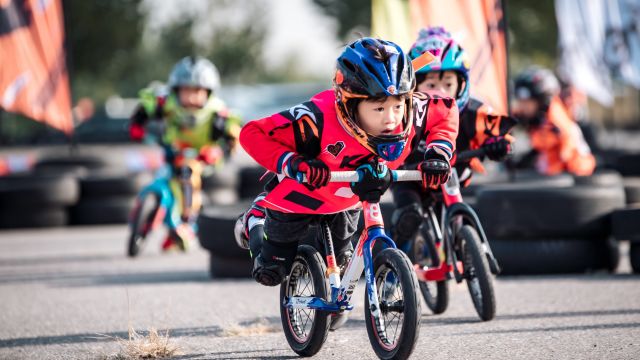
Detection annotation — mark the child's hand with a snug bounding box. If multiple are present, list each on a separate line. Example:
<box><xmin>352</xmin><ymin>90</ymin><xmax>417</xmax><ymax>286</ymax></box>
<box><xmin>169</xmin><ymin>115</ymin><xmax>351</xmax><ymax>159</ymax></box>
<box><xmin>288</xmin><ymin>155</ymin><xmax>330</xmax><ymax>189</ymax></box>
<box><xmin>350</xmin><ymin>163</ymin><xmax>392</xmax><ymax>203</ymax></box>
<box><xmin>419</xmin><ymin>148</ymin><xmax>450</xmax><ymax>189</ymax></box>
<box><xmin>129</xmin><ymin>123</ymin><xmax>145</xmax><ymax>141</ymax></box>
<box><xmin>482</xmin><ymin>136</ymin><xmax>511</xmax><ymax>161</ymax></box>
<box><xmin>198</xmin><ymin>145</ymin><xmax>224</xmax><ymax>165</ymax></box>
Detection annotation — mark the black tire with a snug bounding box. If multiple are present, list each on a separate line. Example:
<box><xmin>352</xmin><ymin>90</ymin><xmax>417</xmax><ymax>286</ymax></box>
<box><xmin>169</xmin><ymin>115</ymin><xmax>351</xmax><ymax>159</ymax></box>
<box><xmin>365</xmin><ymin>248</ymin><xmax>421</xmax><ymax>360</ymax></box>
<box><xmin>462</xmin><ymin>171</ymin><xmax>573</xmax><ymax>197</ymax></box>
<box><xmin>457</xmin><ymin>225</ymin><xmax>496</xmax><ymax>321</ymax></box>
<box><xmin>477</xmin><ymin>185</ymin><xmax>625</xmax><ymax>239</ymax></box>
<box><xmin>209</xmin><ymin>254</ymin><xmax>252</xmax><ymax>278</ymax></box>
<box><xmin>79</xmin><ymin>171</ymin><xmax>151</xmax><ymax>197</ymax></box>
<box><xmin>197</xmin><ymin>202</ymin><xmax>252</xmax><ymax>258</ymax></box>
<box><xmin>127</xmin><ymin>194</ymin><xmax>159</xmax><ymax>257</ymax></box>
<box><xmin>0</xmin><ymin>207</ymin><xmax>68</xmax><ymax>228</ymax></box>
<box><xmin>623</xmin><ymin>177</ymin><xmax>640</xmax><ymax>205</ymax></box>
<box><xmin>70</xmin><ymin>197</ymin><xmax>134</xmax><ymax>225</ymax></box>
<box><xmin>0</xmin><ymin>173</ymin><xmax>79</xmax><ymax>208</ymax></box>
<box><xmin>612</xmin><ymin>206</ymin><xmax>640</xmax><ymax>242</ymax></box>
<box><xmin>407</xmin><ymin>223</ymin><xmax>448</xmax><ymax>315</ymax></box>
<box><xmin>573</xmin><ymin>170</ymin><xmax>623</xmax><ymax>187</ymax></box>
<box><xmin>630</xmin><ymin>243</ymin><xmax>640</xmax><ymax>274</ymax></box>
<box><xmin>201</xmin><ymin>164</ymin><xmax>238</xmax><ymax>191</ymax></box>
<box><xmin>34</xmin><ymin>155</ymin><xmax>108</xmax><ymax>172</ymax></box>
<box><xmin>490</xmin><ymin>238</ymin><xmax>617</xmax><ymax>275</ymax></box>
<box><xmin>612</xmin><ymin>152</ymin><xmax>640</xmax><ymax>176</ymax></box>
<box><xmin>280</xmin><ymin>245</ymin><xmax>330</xmax><ymax>357</ymax></box>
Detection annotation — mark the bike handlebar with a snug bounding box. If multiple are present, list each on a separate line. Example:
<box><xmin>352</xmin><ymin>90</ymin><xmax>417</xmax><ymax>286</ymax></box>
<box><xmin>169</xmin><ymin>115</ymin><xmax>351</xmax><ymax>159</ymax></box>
<box><xmin>302</xmin><ymin>170</ymin><xmax>422</xmax><ymax>183</ymax></box>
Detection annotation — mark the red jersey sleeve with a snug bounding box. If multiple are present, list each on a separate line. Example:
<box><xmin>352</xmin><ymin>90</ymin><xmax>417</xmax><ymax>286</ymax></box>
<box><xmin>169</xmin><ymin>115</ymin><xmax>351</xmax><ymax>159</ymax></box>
<box><xmin>413</xmin><ymin>91</ymin><xmax>459</xmax><ymax>159</ymax></box>
<box><xmin>239</xmin><ymin>113</ymin><xmax>298</xmax><ymax>173</ymax></box>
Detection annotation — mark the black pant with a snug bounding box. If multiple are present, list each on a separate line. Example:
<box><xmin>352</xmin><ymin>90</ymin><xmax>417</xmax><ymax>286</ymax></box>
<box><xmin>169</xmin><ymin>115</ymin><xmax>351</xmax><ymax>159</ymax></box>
<box><xmin>258</xmin><ymin>208</ymin><xmax>360</xmax><ymax>271</ymax></box>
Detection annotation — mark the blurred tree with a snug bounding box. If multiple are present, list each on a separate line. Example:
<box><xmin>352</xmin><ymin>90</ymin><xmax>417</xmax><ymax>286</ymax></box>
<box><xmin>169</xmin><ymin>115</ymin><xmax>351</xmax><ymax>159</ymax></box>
<box><xmin>506</xmin><ymin>0</ymin><xmax>558</xmax><ymax>73</ymax></box>
<box><xmin>312</xmin><ymin>0</ymin><xmax>371</xmax><ymax>40</ymax></box>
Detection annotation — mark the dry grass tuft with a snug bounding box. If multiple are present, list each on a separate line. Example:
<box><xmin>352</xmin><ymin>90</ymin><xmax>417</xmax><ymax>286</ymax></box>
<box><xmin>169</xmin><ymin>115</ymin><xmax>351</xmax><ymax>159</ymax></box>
<box><xmin>101</xmin><ymin>325</ymin><xmax>181</xmax><ymax>359</ymax></box>
<box><xmin>222</xmin><ymin>318</ymin><xmax>279</xmax><ymax>337</ymax></box>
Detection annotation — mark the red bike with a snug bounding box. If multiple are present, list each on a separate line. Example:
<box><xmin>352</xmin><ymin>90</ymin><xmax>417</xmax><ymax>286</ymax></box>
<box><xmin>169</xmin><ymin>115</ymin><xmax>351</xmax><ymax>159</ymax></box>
<box><xmin>408</xmin><ymin>148</ymin><xmax>501</xmax><ymax>321</ymax></box>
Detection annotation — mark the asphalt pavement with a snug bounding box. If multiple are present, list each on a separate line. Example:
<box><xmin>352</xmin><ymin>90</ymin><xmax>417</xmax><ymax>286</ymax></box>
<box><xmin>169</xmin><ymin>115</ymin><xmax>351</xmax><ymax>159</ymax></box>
<box><xmin>1</xmin><ymin>225</ymin><xmax>639</xmax><ymax>359</ymax></box>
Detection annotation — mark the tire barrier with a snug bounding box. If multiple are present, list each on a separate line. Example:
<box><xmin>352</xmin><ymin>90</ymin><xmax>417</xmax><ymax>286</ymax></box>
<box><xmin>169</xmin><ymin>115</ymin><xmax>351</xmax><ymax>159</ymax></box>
<box><xmin>623</xmin><ymin>177</ymin><xmax>640</xmax><ymax>205</ymax></box>
<box><xmin>477</xmin><ymin>182</ymin><xmax>625</xmax><ymax>274</ymax></box>
<box><xmin>238</xmin><ymin>166</ymin><xmax>269</xmax><ymax>199</ymax></box>
<box><xmin>490</xmin><ymin>237</ymin><xmax>619</xmax><ymax>275</ymax></box>
<box><xmin>69</xmin><ymin>171</ymin><xmax>151</xmax><ymax>225</ymax></box>
<box><xmin>0</xmin><ymin>172</ymin><xmax>79</xmax><ymax>228</ymax></box>
<box><xmin>198</xmin><ymin>202</ymin><xmax>254</xmax><ymax>278</ymax></box>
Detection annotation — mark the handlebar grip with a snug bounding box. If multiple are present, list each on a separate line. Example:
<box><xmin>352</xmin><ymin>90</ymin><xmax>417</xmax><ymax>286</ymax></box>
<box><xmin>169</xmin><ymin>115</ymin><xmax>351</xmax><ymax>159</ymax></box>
<box><xmin>456</xmin><ymin>148</ymin><xmax>486</xmax><ymax>162</ymax></box>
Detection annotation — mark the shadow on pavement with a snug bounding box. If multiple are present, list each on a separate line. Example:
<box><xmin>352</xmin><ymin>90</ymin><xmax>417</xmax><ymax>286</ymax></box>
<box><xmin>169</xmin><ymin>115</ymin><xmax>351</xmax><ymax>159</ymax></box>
<box><xmin>450</xmin><ymin>321</ymin><xmax>640</xmax><ymax>336</ymax></box>
<box><xmin>0</xmin><ymin>269</ymin><xmax>210</xmax><ymax>286</ymax></box>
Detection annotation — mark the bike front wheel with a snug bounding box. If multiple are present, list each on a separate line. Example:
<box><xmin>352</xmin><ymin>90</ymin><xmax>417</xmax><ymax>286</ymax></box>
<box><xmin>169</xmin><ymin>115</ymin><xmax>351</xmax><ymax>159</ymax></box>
<box><xmin>458</xmin><ymin>225</ymin><xmax>496</xmax><ymax>321</ymax></box>
<box><xmin>409</xmin><ymin>224</ymin><xmax>449</xmax><ymax>315</ymax></box>
<box><xmin>365</xmin><ymin>248</ymin><xmax>421</xmax><ymax>360</ymax></box>
<box><xmin>127</xmin><ymin>193</ymin><xmax>159</xmax><ymax>257</ymax></box>
<box><xmin>280</xmin><ymin>245</ymin><xmax>330</xmax><ymax>357</ymax></box>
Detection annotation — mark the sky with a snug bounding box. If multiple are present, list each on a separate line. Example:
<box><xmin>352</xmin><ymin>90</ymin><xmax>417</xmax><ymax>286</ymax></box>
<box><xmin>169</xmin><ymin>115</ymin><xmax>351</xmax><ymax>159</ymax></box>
<box><xmin>140</xmin><ymin>0</ymin><xmax>342</xmax><ymax>79</ymax></box>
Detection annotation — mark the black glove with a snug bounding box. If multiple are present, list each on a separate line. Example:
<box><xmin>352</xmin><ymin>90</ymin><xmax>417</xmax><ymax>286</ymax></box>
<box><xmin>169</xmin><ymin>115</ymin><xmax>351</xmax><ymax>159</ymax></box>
<box><xmin>482</xmin><ymin>136</ymin><xmax>511</xmax><ymax>161</ymax></box>
<box><xmin>288</xmin><ymin>155</ymin><xmax>330</xmax><ymax>189</ymax></box>
<box><xmin>350</xmin><ymin>162</ymin><xmax>392</xmax><ymax>203</ymax></box>
<box><xmin>419</xmin><ymin>148</ymin><xmax>450</xmax><ymax>189</ymax></box>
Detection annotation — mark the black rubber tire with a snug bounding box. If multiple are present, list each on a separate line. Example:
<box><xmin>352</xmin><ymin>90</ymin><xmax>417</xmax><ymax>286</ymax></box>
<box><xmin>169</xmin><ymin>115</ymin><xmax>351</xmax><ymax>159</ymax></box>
<box><xmin>365</xmin><ymin>248</ymin><xmax>421</xmax><ymax>360</ymax></box>
<box><xmin>0</xmin><ymin>173</ymin><xmax>79</xmax><ymax>208</ymax></box>
<box><xmin>630</xmin><ymin>242</ymin><xmax>640</xmax><ymax>274</ymax></box>
<box><xmin>127</xmin><ymin>194</ymin><xmax>159</xmax><ymax>257</ymax></box>
<box><xmin>0</xmin><ymin>207</ymin><xmax>68</xmax><ymax>228</ymax></box>
<box><xmin>197</xmin><ymin>201</ymin><xmax>252</xmax><ymax>258</ymax></box>
<box><xmin>280</xmin><ymin>245</ymin><xmax>330</xmax><ymax>357</ymax></box>
<box><xmin>69</xmin><ymin>197</ymin><xmax>134</xmax><ymax>225</ymax></box>
<box><xmin>612</xmin><ymin>152</ymin><xmax>640</xmax><ymax>176</ymax></box>
<box><xmin>477</xmin><ymin>185</ymin><xmax>625</xmax><ymax>240</ymax></box>
<box><xmin>573</xmin><ymin>170</ymin><xmax>623</xmax><ymax>187</ymax></box>
<box><xmin>33</xmin><ymin>155</ymin><xmax>108</xmax><ymax>174</ymax></box>
<box><xmin>462</xmin><ymin>170</ymin><xmax>573</xmax><ymax>197</ymax></box>
<box><xmin>79</xmin><ymin>171</ymin><xmax>152</xmax><ymax>197</ymax></box>
<box><xmin>490</xmin><ymin>238</ymin><xmax>617</xmax><ymax>275</ymax></box>
<box><xmin>457</xmin><ymin>225</ymin><xmax>496</xmax><ymax>321</ymax></box>
<box><xmin>611</xmin><ymin>206</ymin><xmax>640</xmax><ymax>242</ymax></box>
<box><xmin>202</xmin><ymin>187</ymin><xmax>239</xmax><ymax>206</ymax></box>
<box><xmin>209</xmin><ymin>254</ymin><xmax>253</xmax><ymax>278</ymax></box>
<box><xmin>408</xmin><ymin>222</ymin><xmax>449</xmax><ymax>315</ymax></box>
<box><xmin>238</xmin><ymin>166</ymin><xmax>268</xmax><ymax>199</ymax></box>
<box><xmin>623</xmin><ymin>177</ymin><xmax>640</xmax><ymax>205</ymax></box>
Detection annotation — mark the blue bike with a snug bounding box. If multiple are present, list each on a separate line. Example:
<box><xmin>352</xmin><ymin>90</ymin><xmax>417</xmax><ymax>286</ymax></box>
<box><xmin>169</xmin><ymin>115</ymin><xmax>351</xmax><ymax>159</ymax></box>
<box><xmin>127</xmin><ymin>148</ymin><xmax>203</xmax><ymax>256</ymax></box>
<box><xmin>280</xmin><ymin>167</ymin><xmax>422</xmax><ymax>360</ymax></box>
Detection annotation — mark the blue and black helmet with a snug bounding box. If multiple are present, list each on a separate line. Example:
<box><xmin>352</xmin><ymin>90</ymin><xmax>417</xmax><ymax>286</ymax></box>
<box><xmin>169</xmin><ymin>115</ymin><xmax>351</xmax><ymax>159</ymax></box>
<box><xmin>334</xmin><ymin>37</ymin><xmax>415</xmax><ymax>161</ymax></box>
<box><xmin>409</xmin><ymin>27</ymin><xmax>471</xmax><ymax>111</ymax></box>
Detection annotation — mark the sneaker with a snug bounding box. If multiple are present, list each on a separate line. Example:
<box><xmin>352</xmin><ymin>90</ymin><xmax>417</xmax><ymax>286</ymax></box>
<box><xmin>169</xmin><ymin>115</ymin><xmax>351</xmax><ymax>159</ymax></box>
<box><xmin>234</xmin><ymin>192</ymin><xmax>267</xmax><ymax>250</ymax></box>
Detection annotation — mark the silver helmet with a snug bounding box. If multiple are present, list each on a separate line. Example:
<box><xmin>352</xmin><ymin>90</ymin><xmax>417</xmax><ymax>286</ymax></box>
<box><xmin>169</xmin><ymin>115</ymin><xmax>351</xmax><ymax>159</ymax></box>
<box><xmin>167</xmin><ymin>56</ymin><xmax>220</xmax><ymax>93</ymax></box>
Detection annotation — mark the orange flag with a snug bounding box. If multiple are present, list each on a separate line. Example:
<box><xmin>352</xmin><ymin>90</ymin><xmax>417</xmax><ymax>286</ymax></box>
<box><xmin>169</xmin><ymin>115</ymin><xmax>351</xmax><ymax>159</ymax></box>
<box><xmin>0</xmin><ymin>0</ymin><xmax>73</xmax><ymax>134</ymax></box>
<box><xmin>373</xmin><ymin>0</ymin><xmax>509</xmax><ymax>114</ymax></box>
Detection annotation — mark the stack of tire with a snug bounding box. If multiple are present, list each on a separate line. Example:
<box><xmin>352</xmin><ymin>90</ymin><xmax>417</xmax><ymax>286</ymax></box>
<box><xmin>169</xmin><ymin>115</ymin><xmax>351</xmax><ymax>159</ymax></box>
<box><xmin>34</xmin><ymin>153</ymin><xmax>152</xmax><ymax>226</ymax></box>
<box><xmin>476</xmin><ymin>170</ymin><xmax>626</xmax><ymax>275</ymax></box>
<box><xmin>201</xmin><ymin>163</ymin><xmax>240</xmax><ymax>206</ymax></box>
<box><xmin>69</xmin><ymin>171</ymin><xmax>151</xmax><ymax>224</ymax></box>
<box><xmin>606</xmin><ymin>151</ymin><xmax>640</xmax><ymax>273</ymax></box>
<box><xmin>0</xmin><ymin>171</ymin><xmax>79</xmax><ymax>228</ymax></box>
<box><xmin>197</xmin><ymin>201</ymin><xmax>253</xmax><ymax>278</ymax></box>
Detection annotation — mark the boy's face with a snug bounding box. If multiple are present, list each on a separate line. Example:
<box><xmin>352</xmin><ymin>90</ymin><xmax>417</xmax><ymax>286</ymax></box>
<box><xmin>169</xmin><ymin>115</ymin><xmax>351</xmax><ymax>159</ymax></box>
<box><xmin>356</xmin><ymin>96</ymin><xmax>405</xmax><ymax>136</ymax></box>
<box><xmin>513</xmin><ymin>98</ymin><xmax>540</xmax><ymax>119</ymax></box>
<box><xmin>178</xmin><ymin>86</ymin><xmax>209</xmax><ymax>111</ymax></box>
<box><xmin>417</xmin><ymin>70</ymin><xmax>463</xmax><ymax>98</ymax></box>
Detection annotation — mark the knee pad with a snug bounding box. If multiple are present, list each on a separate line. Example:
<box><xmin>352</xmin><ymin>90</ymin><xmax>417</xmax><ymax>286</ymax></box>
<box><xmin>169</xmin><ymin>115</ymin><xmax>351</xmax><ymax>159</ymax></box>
<box><xmin>391</xmin><ymin>203</ymin><xmax>424</xmax><ymax>240</ymax></box>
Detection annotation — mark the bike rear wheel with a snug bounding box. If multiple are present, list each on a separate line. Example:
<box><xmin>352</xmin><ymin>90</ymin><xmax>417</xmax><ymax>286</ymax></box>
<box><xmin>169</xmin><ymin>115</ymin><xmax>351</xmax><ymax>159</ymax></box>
<box><xmin>127</xmin><ymin>193</ymin><xmax>158</xmax><ymax>257</ymax></box>
<box><xmin>365</xmin><ymin>248</ymin><xmax>421</xmax><ymax>360</ymax></box>
<box><xmin>409</xmin><ymin>223</ymin><xmax>449</xmax><ymax>315</ymax></box>
<box><xmin>458</xmin><ymin>225</ymin><xmax>496</xmax><ymax>321</ymax></box>
<box><xmin>280</xmin><ymin>245</ymin><xmax>330</xmax><ymax>357</ymax></box>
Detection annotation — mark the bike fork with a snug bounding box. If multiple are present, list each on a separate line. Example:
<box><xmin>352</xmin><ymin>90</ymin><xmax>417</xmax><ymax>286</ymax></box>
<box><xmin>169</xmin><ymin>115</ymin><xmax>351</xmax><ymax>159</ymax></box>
<box><xmin>320</xmin><ymin>220</ymin><xmax>341</xmax><ymax>302</ymax></box>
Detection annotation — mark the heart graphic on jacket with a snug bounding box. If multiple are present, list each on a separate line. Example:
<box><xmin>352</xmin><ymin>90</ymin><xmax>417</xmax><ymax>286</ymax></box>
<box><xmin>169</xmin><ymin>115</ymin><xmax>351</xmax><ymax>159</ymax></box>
<box><xmin>326</xmin><ymin>141</ymin><xmax>345</xmax><ymax>157</ymax></box>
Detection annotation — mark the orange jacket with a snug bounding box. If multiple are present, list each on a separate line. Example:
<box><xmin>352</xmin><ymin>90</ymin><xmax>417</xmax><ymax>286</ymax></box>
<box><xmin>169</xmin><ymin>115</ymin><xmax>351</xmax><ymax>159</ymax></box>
<box><xmin>529</xmin><ymin>97</ymin><xmax>595</xmax><ymax>176</ymax></box>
